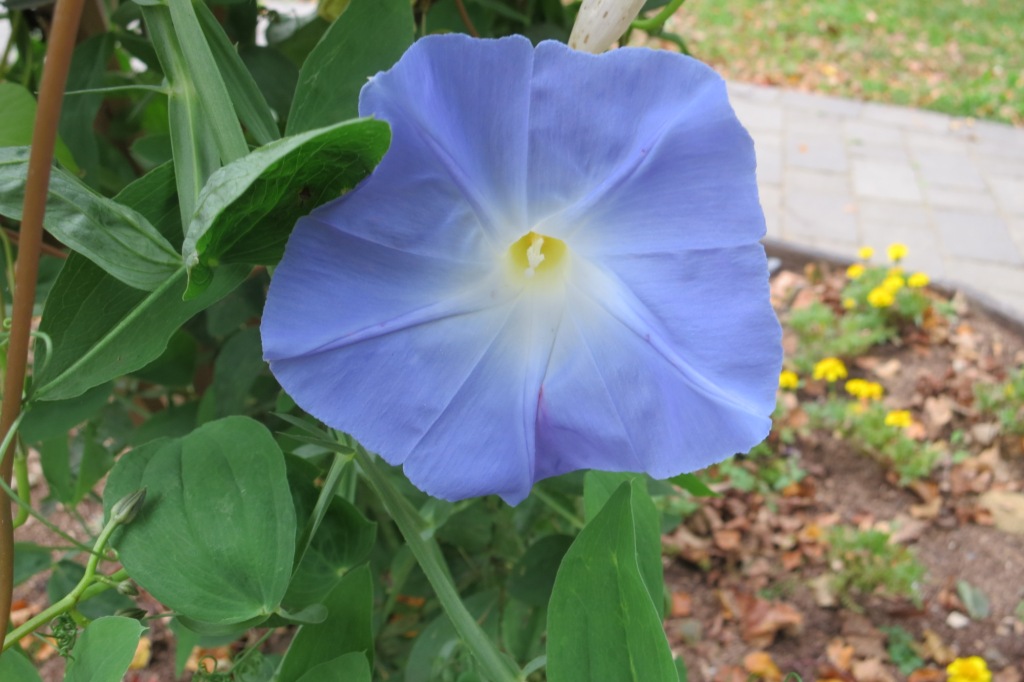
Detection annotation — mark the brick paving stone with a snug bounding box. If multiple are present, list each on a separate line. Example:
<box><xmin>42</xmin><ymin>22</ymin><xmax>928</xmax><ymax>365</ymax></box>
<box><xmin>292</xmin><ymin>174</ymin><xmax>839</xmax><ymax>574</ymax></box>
<box><xmin>786</xmin><ymin>132</ymin><xmax>848</xmax><ymax>173</ymax></box>
<box><xmin>911</xmin><ymin>150</ymin><xmax>987</xmax><ymax>191</ymax></box>
<box><xmin>729</xmin><ymin>81</ymin><xmax>1024</xmax><ymax>316</ymax></box>
<box><xmin>988</xmin><ymin>176</ymin><xmax>1024</xmax><ymax>216</ymax></box>
<box><xmin>851</xmin><ymin>159</ymin><xmax>923</xmax><ymax>202</ymax></box>
<box><xmin>934</xmin><ymin>210</ymin><xmax>1022</xmax><ymax>265</ymax></box>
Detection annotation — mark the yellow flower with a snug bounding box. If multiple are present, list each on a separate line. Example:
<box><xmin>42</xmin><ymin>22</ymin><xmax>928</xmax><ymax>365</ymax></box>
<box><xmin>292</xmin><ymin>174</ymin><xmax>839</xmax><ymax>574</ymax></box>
<box><xmin>842</xmin><ymin>297</ymin><xmax>856</xmax><ymax>310</ymax></box>
<box><xmin>846</xmin><ymin>263</ymin><xmax>865</xmax><ymax>279</ymax></box>
<box><xmin>946</xmin><ymin>656</ymin><xmax>992</xmax><ymax>682</ymax></box>
<box><xmin>845</xmin><ymin>379</ymin><xmax>884</xmax><ymax>400</ymax></box>
<box><xmin>887</xmin><ymin>242</ymin><xmax>908</xmax><ymax>262</ymax></box>
<box><xmin>813</xmin><ymin>357</ymin><xmax>847</xmax><ymax>383</ymax></box>
<box><xmin>885</xmin><ymin>410</ymin><xmax>913</xmax><ymax>428</ymax></box>
<box><xmin>882</xmin><ymin>274</ymin><xmax>905</xmax><ymax>292</ymax></box>
<box><xmin>908</xmin><ymin>272</ymin><xmax>929</xmax><ymax>288</ymax></box>
<box><xmin>778</xmin><ymin>370</ymin><xmax>799</xmax><ymax>390</ymax></box>
<box><xmin>867</xmin><ymin>287</ymin><xmax>895</xmax><ymax>308</ymax></box>
<box><xmin>857</xmin><ymin>246</ymin><xmax>874</xmax><ymax>260</ymax></box>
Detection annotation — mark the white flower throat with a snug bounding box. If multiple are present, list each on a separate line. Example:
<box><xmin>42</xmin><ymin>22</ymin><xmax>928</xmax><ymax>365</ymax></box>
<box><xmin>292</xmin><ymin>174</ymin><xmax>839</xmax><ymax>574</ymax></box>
<box><xmin>507</xmin><ymin>231</ymin><xmax>569</xmax><ymax>287</ymax></box>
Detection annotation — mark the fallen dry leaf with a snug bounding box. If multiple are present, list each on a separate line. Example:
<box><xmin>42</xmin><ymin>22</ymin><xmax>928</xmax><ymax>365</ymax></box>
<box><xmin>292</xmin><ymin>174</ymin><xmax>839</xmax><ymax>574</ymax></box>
<box><xmin>922</xmin><ymin>395</ymin><xmax>954</xmax><ymax>434</ymax></box>
<box><xmin>714</xmin><ymin>528</ymin><xmax>743</xmax><ymax>552</ymax></box>
<box><xmin>721</xmin><ymin>589</ymin><xmax>803</xmax><ymax>648</ymax></box>
<box><xmin>744</xmin><ymin>651</ymin><xmax>783</xmax><ymax>681</ymax></box>
<box><xmin>978</xmin><ymin>490</ymin><xmax>1024</xmax><ymax>534</ymax></box>
<box><xmin>910</xmin><ymin>497</ymin><xmax>942</xmax><ymax>519</ymax></box>
<box><xmin>907</xmin><ymin>668</ymin><xmax>945</xmax><ymax>682</ymax></box>
<box><xmin>826</xmin><ymin>638</ymin><xmax>855</xmax><ymax>670</ymax></box>
<box><xmin>130</xmin><ymin>636</ymin><xmax>152</xmax><ymax>670</ymax></box>
<box><xmin>670</xmin><ymin>591</ymin><xmax>693</xmax><ymax>618</ymax></box>
<box><xmin>852</xmin><ymin>657</ymin><xmax>897</xmax><ymax>682</ymax></box>
<box><xmin>714</xmin><ymin>665</ymin><xmax>750</xmax><ymax>682</ymax></box>
<box><xmin>840</xmin><ymin>612</ymin><xmax>887</xmax><ymax>659</ymax></box>
<box><xmin>919</xmin><ymin>628</ymin><xmax>956</xmax><ymax>665</ymax></box>
<box><xmin>810</xmin><ymin>574</ymin><xmax>838</xmax><ymax>607</ymax></box>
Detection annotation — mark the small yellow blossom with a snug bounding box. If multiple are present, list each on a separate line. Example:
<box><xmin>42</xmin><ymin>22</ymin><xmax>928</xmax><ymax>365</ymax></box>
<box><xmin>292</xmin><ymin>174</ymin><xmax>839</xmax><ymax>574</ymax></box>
<box><xmin>908</xmin><ymin>272</ymin><xmax>929</xmax><ymax>288</ymax></box>
<box><xmin>846</xmin><ymin>263</ymin><xmax>865</xmax><ymax>279</ymax></box>
<box><xmin>842</xmin><ymin>297</ymin><xmax>856</xmax><ymax>310</ymax></box>
<box><xmin>779</xmin><ymin>370</ymin><xmax>799</xmax><ymax>390</ymax></box>
<box><xmin>885</xmin><ymin>410</ymin><xmax>913</xmax><ymax>428</ymax></box>
<box><xmin>857</xmin><ymin>246</ymin><xmax>874</xmax><ymax>260</ymax></box>
<box><xmin>845</xmin><ymin>379</ymin><xmax>884</xmax><ymax>400</ymax></box>
<box><xmin>946</xmin><ymin>656</ymin><xmax>992</xmax><ymax>682</ymax></box>
<box><xmin>887</xmin><ymin>242</ymin><xmax>908</xmax><ymax>262</ymax></box>
<box><xmin>867</xmin><ymin>287</ymin><xmax>895</xmax><ymax>308</ymax></box>
<box><xmin>813</xmin><ymin>357</ymin><xmax>847</xmax><ymax>383</ymax></box>
<box><xmin>882</xmin><ymin>274</ymin><xmax>905</xmax><ymax>292</ymax></box>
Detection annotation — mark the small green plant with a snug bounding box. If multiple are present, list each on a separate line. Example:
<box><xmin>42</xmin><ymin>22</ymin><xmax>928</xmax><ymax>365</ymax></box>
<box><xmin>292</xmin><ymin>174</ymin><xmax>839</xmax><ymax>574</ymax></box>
<box><xmin>881</xmin><ymin>625</ymin><xmax>925</xmax><ymax>675</ymax></box>
<box><xmin>787</xmin><ymin>301</ymin><xmax>893</xmax><ymax>373</ymax></box>
<box><xmin>806</xmin><ymin>398</ymin><xmax>940</xmax><ymax>483</ymax></box>
<box><xmin>975</xmin><ymin>366</ymin><xmax>1024</xmax><ymax>436</ymax></box>
<box><xmin>828</xmin><ymin>526</ymin><xmax>925</xmax><ymax>609</ymax></box>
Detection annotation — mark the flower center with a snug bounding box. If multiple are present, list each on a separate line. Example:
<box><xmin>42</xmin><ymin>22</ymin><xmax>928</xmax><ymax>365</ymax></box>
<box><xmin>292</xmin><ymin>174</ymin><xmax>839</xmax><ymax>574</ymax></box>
<box><xmin>507</xmin><ymin>231</ymin><xmax>568</xmax><ymax>285</ymax></box>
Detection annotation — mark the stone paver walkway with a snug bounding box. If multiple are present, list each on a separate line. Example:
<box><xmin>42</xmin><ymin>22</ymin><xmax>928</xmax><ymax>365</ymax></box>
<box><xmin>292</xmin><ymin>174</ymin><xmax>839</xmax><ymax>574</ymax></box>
<box><xmin>726</xmin><ymin>82</ymin><xmax>1024</xmax><ymax>318</ymax></box>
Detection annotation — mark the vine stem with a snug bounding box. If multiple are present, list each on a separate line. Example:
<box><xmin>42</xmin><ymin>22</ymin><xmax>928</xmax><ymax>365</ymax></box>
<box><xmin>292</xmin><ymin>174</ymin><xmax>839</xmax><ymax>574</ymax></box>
<box><xmin>0</xmin><ymin>0</ymin><xmax>87</xmax><ymax>640</ymax></box>
<box><xmin>353</xmin><ymin>447</ymin><xmax>521</xmax><ymax>682</ymax></box>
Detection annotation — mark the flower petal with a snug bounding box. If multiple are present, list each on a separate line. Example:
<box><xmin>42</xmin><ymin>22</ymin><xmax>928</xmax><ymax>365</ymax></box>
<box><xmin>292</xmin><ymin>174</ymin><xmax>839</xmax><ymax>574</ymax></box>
<box><xmin>527</xmin><ymin>42</ymin><xmax>763</xmax><ymax>253</ymax></box>
<box><xmin>330</xmin><ymin>33</ymin><xmax>534</xmax><ymax>249</ymax></box>
<box><xmin>534</xmin><ymin>245</ymin><xmax>779</xmax><ymax>482</ymax></box>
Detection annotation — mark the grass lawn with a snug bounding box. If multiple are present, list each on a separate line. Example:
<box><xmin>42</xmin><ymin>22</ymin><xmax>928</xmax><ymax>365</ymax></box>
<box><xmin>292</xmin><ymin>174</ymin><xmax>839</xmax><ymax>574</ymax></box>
<box><xmin>666</xmin><ymin>0</ymin><xmax>1023</xmax><ymax>126</ymax></box>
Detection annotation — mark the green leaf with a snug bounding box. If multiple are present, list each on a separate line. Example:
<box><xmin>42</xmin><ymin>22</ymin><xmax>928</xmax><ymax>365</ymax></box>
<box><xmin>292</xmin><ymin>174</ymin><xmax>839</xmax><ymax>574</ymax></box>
<box><xmin>584</xmin><ymin>472</ymin><xmax>666</xmax><ymax>617</ymax></box>
<box><xmin>206</xmin><ymin>327</ymin><xmax>266</xmax><ymax>418</ymax></box>
<box><xmin>58</xmin><ymin>34</ymin><xmax>114</xmax><ymax>186</ymax></box>
<box><xmin>181</xmin><ymin>118</ymin><xmax>389</xmax><ymax>297</ymax></box>
<box><xmin>277</xmin><ymin>564</ymin><xmax>374</xmax><ymax>682</ymax></box>
<box><xmin>0</xmin><ymin>82</ymin><xmax>78</xmax><ymax>171</ymax></box>
<box><xmin>47</xmin><ymin>561</ymin><xmax>134</xmax><ymax>620</ymax></box>
<box><xmin>194</xmin><ymin>0</ymin><xmax>280</xmax><ymax>146</ymax></box>
<box><xmin>33</xmin><ymin>258</ymin><xmax>246</xmax><ymax>401</ymax></box>
<box><xmin>141</xmin><ymin>4</ymin><xmax>222</xmax><ymax>226</ymax></box>
<box><xmin>0</xmin><ymin>650</ymin><xmax>42</xmax><ymax>682</ymax></box>
<box><xmin>33</xmin><ymin>165</ymin><xmax>246</xmax><ymax>402</ymax></box>
<box><xmin>957</xmin><ymin>579</ymin><xmax>991</xmax><ymax>619</ymax></box>
<box><xmin>20</xmin><ymin>382</ymin><xmax>112</xmax><ymax>444</ymax></box>
<box><xmin>667</xmin><ymin>472</ymin><xmax>719</xmax><ymax>497</ymax></box>
<box><xmin>547</xmin><ymin>482</ymin><xmax>677</xmax><ymax>682</ymax></box>
<box><xmin>508</xmin><ymin>534</ymin><xmax>572</xmax><ymax>607</ymax></box>
<box><xmin>286</xmin><ymin>0</ymin><xmax>413</xmax><ymax>134</ymax></box>
<box><xmin>165</xmin><ymin>0</ymin><xmax>248</xmax><ymax>165</ymax></box>
<box><xmin>0</xmin><ymin>147</ymin><xmax>181</xmax><ymax>290</ymax></box>
<box><xmin>64</xmin><ymin>617</ymin><xmax>146</xmax><ymax>682</ymax></box>
<box><xmin>106</xmin><ymin>417</ymin><xmax>296</xmax><ymax>624</ymax></box>
<box><xmin>131</xmin><ymin>330</ymin><xmax>198</xmax><ymax>387</ymax></box>
<box><xmin>283</xmin><ymin>459</ymin><xmax>376</xmax><ymax>608</ymax></box>
<box><xmin>405</xmin><ymin>591</ymin><xmax>501</xmax><ymax>682</ymax></box>
<box><xmin>240</xmin><ymin>46</ymin><xmax>299</xmax><ymax>124</ymax></box>
<box><xmin>13</xmin><ymin>542</ymin><xmax>52</xmax><ymax>586</ymax></box>
<box><xmin>296</xmin><ymin>652</ymin><xmax>372</xmax><ymax>682</ymax></box>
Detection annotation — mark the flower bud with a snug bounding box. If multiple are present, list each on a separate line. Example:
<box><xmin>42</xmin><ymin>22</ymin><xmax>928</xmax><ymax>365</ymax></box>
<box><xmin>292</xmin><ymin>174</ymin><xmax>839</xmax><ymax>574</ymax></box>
<box><xmin>114</xmin><ymin>607</ymin><xmax>149</xmax><ymax>621</ymax></box>
<box><xmin>117</xmin><ymin>580</ymin><xmax>140</xmax><ymax>597</ymax></box>
<box><xmin>569</xmin><ymin>0</ymin><xmax>646</xmax><ymax>53</ymax></box>
<box><xmin>111</xmin><ymin>489</ymin><xmax>147</xmax><ymax>526</ymax></box>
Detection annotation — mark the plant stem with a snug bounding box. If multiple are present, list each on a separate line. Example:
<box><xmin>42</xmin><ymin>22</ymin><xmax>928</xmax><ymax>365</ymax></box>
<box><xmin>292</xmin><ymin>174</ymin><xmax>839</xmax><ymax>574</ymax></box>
<box><xmin>0</xmin><ymin>0</ymin><xmax>87</xmax><ymax>640</ymax></box>
<box><xmin>353</xmin><ymin>447</ymin><xmax>521</xmax><ymax>682</ymax></box>
<box><xmin>631</xmin><ymin>0</ymin><xmax>686</xmax><ymax>32</ymax></box>
<box><xmin>2</xmin><ymin>518</ymin><xmax>121</xmax><ymax>651</ymax></box>
<box><xmin>291</xmin><ymin>449</ymin><xmax>351</xmax><ymax>574</ymax></box>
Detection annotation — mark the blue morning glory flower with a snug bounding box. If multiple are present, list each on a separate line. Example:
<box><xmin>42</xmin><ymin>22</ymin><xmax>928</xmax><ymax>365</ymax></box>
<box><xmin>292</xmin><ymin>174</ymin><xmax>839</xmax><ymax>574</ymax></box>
<box><xmin>262</xmin><ymin>34</ymin><xmax>782</xmax><ymax>504</ymax></box>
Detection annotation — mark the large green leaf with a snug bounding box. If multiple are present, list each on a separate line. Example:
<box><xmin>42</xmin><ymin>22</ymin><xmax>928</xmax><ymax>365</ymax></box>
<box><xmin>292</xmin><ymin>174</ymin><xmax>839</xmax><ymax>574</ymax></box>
<box><xmin>181</xmin><ymin>118</ymin><xmax>389</xmax><ymax>297</ymax></box>
<box><xmin>64</xmin><ymin>617</ymin><xmax>146</xmax><ymax>682</ymax></box>
<box><xmin>277</xmin><ymin>564</ymin><xmax>374</xmax><ymax>682</ymax></box>
<box><xmin>20</xmin><ymin>382</ymin><xmax>112</xmax><ymax>444</ymax></box>
<box><xmin>296</xmin><ymin>652</ymin><xmax>371</xmax><ymax>682</ymax></box>
<box><xmin>0</xmin><ymin>147</ymin><xmax>180</xmax><ymax>291</ymax></box>
<box><xmin>0</xmin><ymin>650</ymin><xmax>42</xmax><ymax>682</ymax></box>
<box><xmin>194</xmin><ymin>0</ymin><xmax>279</xmax><ymax>146</ymax></box>
<box><xmin>33</xmin><ymin>164</ymin><xmax>246</xmax><ymax>402</ymax></box>
<box><xmin>286</xmin><ymin>0</ymin><xmax>413</xmax><ymax>134</ymax></box>
<box><xmin>106</xmin><ymin>417</ymin><xmax>296</xmax><ymax>624</ymax></box>
<box><xmin>583</xmin><ymin>472</ymin><xmax>665</xmax><ymax>617</ymax></box>
<box><xmin>58</xmin><ymin>34</ymin><xmax>113</xmax><ymax>187</ymax></box>
<box><xmin>284</xmin><ymin>456</ymin><xmax>377</xmax><ymax>609</ymax></box>
<box><xmin>0</xmin><ymin>82</ymin><xmax>78</xmax><ymax>171</ymax></box>
<box><xmin>547</xmin><ymin>482</ymin><xmax>677</xmax><ymax>682</ymax></box>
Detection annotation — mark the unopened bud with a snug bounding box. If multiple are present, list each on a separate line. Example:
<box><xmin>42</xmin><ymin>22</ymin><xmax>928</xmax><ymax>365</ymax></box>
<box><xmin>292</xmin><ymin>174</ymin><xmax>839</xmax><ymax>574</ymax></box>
<box><xmin>111</xmin><ymin>489</ymin><xmax>147</xmax><ymax>526</ymax></box>
<box><xmin>114</xmin><ymin>607</ymin><xmax>148</xmax><ymax>621</ymax></box>
<box><xmin>117</xmin><ymin>580</ymin><xmax>139</xmax><ymax>596</ymax></box>
<box><xmin>569</xmin><ymin>0</ymin><xmax>646</xmax><ymax>54</ymax></box>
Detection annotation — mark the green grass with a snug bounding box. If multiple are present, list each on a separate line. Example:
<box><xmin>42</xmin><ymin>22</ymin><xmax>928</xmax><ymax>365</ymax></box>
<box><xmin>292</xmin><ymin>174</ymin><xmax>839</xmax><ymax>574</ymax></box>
<box><xmin>669</xmin><ymin>0</ymin><xmax>1024</xmax><ymax>126</ymax></box>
